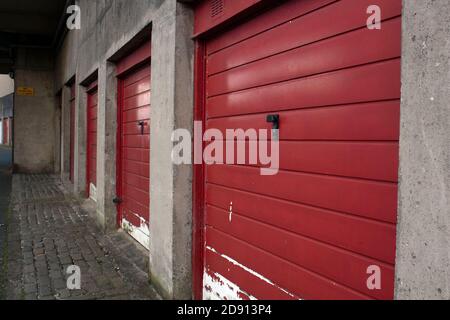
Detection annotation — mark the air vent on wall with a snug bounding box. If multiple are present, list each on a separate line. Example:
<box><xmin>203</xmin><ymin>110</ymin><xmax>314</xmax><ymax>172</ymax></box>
<box><xmin>211</xmin><ymin>0</ymin><xmax>224</xmax><ymax>18</ymax></box>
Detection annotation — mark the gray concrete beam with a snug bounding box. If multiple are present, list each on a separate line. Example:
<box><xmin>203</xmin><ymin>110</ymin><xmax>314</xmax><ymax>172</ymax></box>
<box><xmin>149</xmin><ymin>0</ymin><xmax>194</xmax><ymax>300</ymax></box>
<box><xmin>395</xmin><ymin>0</ymin><xmax>450</xmax><ymax>300</ymax></box>
<box><xmin>60</xmin><ymin>84</ymin><xmax>71</xmax><ymax>182</ymax></box>
<box><xmin>53</xmin><ymin>95</ymin><xmax>61</xmax><ymax>174</ymax></box>
<box><xmin>13</xmin><ymin>48</ymin><xmax>56</xmax><ymax>173</ymax></box>
<box><xmin>95</xmin><ymin>61</ymin><xmax>118</xmax><ymax>232</ymax></box>
<box><xmin>73</xmin><ymin>82</ymin><xmax>87</xmax><ymax>197</ymax></box>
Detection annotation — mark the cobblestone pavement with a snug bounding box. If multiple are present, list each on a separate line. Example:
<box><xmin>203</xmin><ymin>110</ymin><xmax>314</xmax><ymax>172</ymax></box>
<box><xmin>0</xmin><ymin>146</ymin><xmax>12</xmax><ymax>299</ymax></box>
<box><xmin>4</xmin><ymin>174</ymin><xmax>160</xmax><ymax>300</ymax></box>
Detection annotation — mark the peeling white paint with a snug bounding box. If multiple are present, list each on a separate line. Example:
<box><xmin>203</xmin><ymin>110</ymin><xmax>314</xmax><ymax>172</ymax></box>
<box><xmin>89</xmin><ymin>183</ymin><xmax>97</xmax><ymax>202</ymax></box>
<box><xmin>205</xmin><ymin>246</ymin><xmax>297</xmax><ymax>299</ymax></box>
<box><xmin>203</xmin><ymin>270</ymin><xmax>256</xmax><ymax>300</ymax></box>
<box><xmin>122</xmin><ymin>216</ymin><xmax>150</xmax><ymax>250</ymax></box>
<box><xmin>228</xmin><ymin>201</ymin><xmax>233</xmax><ymax>223</ymax></box>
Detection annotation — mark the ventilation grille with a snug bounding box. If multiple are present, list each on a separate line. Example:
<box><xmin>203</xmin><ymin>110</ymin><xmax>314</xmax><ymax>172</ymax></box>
<box><xmin>211</xmin><ymin>0</ymin><xmax>224</xmax><ymax>18</ymax></box>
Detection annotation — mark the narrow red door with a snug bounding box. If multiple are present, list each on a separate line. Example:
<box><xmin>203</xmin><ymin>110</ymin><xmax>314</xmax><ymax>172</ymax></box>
<box><xmin>7</xmin><ymin>118</ymin><xmax>11</xmax><ymax>146</ymax></box>
<box><xmin>116</xmin><ymin>41</ymin><xmax>151</xmax><ymax>249</ymax></box>
<box><xmin>6</xmin><ymin>118</ymin><xmax>10</xmax><ymax>145</ymax></box>
<box><xmin>196</xmin><ymin>0</ymin><xmax>402</xmax><ymax>300</ymax></box>
<box><xmin>86</xmin><ymin>82</ymin><xmax>98</xmax><ymax>200</ymax></box>
<box><xmin>69</xmin><ymin>83</ymin><xmax>75</xmax><ymax>182</ymax></box>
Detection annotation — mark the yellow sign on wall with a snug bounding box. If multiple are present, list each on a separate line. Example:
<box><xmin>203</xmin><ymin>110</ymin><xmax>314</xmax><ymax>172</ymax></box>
<box><xmin>17</xmin><ymin>87</ymin><xmax>34</xmax><ymax>96</ymax></box>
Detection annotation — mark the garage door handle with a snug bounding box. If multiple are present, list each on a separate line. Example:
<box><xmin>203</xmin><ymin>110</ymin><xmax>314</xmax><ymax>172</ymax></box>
<box><xmin>138</xmin><ymin>121</ymin><xmax>146</xmax><ymax>135</ymax></box>
<box><xmin>266</xmin><ymin>114</ymin><xmax>279</xmax><ymax>129</ymax></box>
<box><xmin>113</xmin><ymin>197</ymin><xmax>122</xmax><ymax>205</ymax></box>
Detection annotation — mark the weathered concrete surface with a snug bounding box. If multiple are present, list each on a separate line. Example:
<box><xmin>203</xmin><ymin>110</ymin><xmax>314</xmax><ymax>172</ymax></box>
<box><xmin>95</xmin><ymin>62</ymin><xmax>118</xmax><ymax>232</ymax></box>
<box><xmin>60</xmin><ymin>85</ymin><xmax>71</xmax><ymax>182</ymax></box>
<box><xmin>4</xmin><ymin>174</ymin><xmax>159</xmax><ymax>300</ymax></box>
<box><xmin>55</xmin><ymin>0</ymin><xmax>165</xmax><ymax>88</ymax></box>
<box><xmin>395</xmin><ymin>0</ymin><xmax>450</xmax><ymax>299</ymax></box>
<box><xmin>149</xmin><ymin>0</ymin><xmax>194</xmax><ymax>299</ymax></box>
<box><xmin>14</xmin><ymin>48</ymin><xmax>56</xmax><ymax>173</ymax></box>
<box><xmin>73</xmin><ymin>80</ymin><xmax>87</xmax><ymax>197</ymax></box>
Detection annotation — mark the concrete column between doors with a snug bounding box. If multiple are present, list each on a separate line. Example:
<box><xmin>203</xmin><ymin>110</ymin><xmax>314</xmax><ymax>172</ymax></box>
<box><xmin>395</xmin><ymin>0</ymin><xmax>450</xmax><ymax>300</ymax></box>
<box><xmin>95</xmin><ymin>61</ymin><xmax>118</xmax><ymax>232</ymax></box>
<box><xmin>149</xmin><ymin>0</ymin><xmax>194</xmax><ymax>300</ymax></box>
<box><xmin>73</xmin><ymin>82</ymin><xmax>88</xmax><ymax>197</ymax></box>
<box><xmin>61</xmin><ymin>85</ymin><xmax>71</xmax><ymax>182</ymax></box>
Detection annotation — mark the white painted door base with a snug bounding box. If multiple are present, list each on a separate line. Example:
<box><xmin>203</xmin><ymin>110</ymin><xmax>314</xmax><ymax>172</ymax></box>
<box><xmin>121</xmin><ymin>217</ymin><xmax>150</xmax><ymax>250</ymax></box>
<box><xmin>89</xmin><ymin>183</ymin><xmax>97</xmax><ymax>202</ymax></box>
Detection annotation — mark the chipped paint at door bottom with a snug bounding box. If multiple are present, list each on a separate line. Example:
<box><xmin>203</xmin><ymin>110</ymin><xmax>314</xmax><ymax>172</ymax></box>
<box><xmin>203</xmin><ymin>246</ymin><xmax>297</xmax><ymax>300</ymax></box>
<box><xmin>122</xmin><ymin>216</ymin><xmax>150</xmax><ymax>250</ymax></box>
<box><xmin>89</xmin><ymin>183</ymin><xmax>97</xmax><ymax>202</ymax></box>
<box><xmin>203</xmin><ymin>269</ymin><xmax>256</xmax><ymax>300</ymax></box>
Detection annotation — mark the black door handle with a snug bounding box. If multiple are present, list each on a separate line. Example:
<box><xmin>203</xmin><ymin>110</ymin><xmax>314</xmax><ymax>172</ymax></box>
<box><xmin>113</xmin><ymin>197</ymin><xmax>122</xmax><ymax>205</ymax></box>
<box><xmin>266</xmin><ymin>114</ymin><xmax>280</xmax><ymax>129</ymax></box>
<box><xmin>138</xmin><ymin>121</ymin><xmax>146</xmax><ymax>135</ymax></box>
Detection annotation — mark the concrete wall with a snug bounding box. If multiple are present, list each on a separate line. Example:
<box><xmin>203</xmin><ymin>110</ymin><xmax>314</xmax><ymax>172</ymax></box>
<box><xmin>54</xmin><ymin>0</ymin><xmax>194</xmax><ymax>299</ymax></box>
<box><xmin>55</xmin><ymin>0</ymin><xmax>165</xmax><ymax>88</ymax></box>
<box><xmin>14</xmin><ymin>48</ymin><xmax>56</xmax><ymax>173</ymax></box>
<box><xmin>395</xmin><ymin>0</ymin><xmax>450</xmax><ymax>299</ymax></box>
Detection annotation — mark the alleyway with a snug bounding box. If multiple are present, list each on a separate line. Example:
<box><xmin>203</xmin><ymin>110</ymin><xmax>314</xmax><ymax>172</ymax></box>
<box><xmin>0</xmin><ymin>168</ymin><xmax>159</xmax><ymax>300</ymax></box>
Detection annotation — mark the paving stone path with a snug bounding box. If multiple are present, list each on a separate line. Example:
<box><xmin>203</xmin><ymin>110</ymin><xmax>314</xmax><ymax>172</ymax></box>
<box><xmin>4</xmin><ymin>174</ymin><xmax>159</xmax><ymax>300</ymax></box>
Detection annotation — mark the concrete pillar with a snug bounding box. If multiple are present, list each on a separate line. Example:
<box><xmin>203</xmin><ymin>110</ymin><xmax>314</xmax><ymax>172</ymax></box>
<box><xmin>13</xmin><ymin>48</ymin><xmax>56</xmax><ymax>173</ymax></box>
<box><xmin>395</xmin><ymin>0</ymin><xmax>450</xmax><ymax>299</ymax></box>
<box><xmin>95</xmin><ymin>61</ymin><xmax>118</xmax><ymax>232</ymax></box>
<box><xmin>74</xmin><ymin>83</ymin><xmax>88</xmax><ymax>197</ymax></box>
<box><xmin>53</xmin><ymin>95</ymin><xmax>62</xmax><ymax>174</ymax></box>
<box><xmin>61</xmin><ymin>85</ymin><xmax>71</xmax><ymax>181</ymax></box>
<box><xmin>149</xmin><ymin>0</ymin><xmax>194</xmax><ymax>299</ymax></box>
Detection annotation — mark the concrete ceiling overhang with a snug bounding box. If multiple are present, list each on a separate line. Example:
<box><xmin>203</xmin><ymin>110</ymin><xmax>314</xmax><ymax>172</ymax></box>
<box><xmin>0</xmin><ymin>0</ymin><xmax>69</xmax><ymax>74</ymax></box>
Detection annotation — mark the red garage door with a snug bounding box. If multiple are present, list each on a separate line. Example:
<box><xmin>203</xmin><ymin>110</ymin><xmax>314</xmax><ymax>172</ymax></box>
<box><xmin>196</xmin><ymin>0</ymin><xmax>401</xmax><ymax>300</ymax></box>
<box><xmin>69</xmin><ymin>83</ymin><xmax>75</xmax><ymax>182</ymax></box>
<box><xmin>7</xmin><ymin>118</ymin><xmax>12</xmax><ymax>146</ymax></box>
<box><xmin>86</xmin><ymin>81</ymin><xmax>98</xmax><ymax>200</ymax></box>
<box><xmin>116</xmin><ymin>41</ymin><xmax>151</xmax><ymax>249</ymax></box>
<box><xmin>6</xmin><ymin>118</ymin><xmax>10</xmax><ymax>145</ymax></box>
